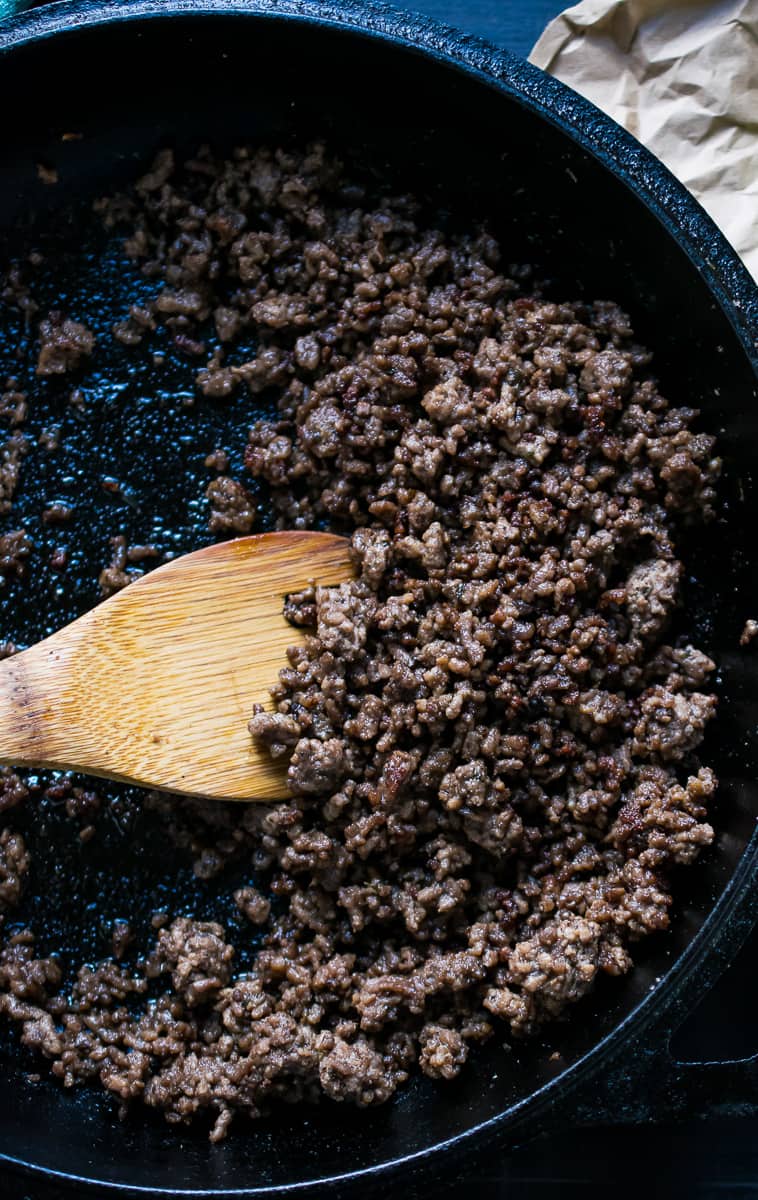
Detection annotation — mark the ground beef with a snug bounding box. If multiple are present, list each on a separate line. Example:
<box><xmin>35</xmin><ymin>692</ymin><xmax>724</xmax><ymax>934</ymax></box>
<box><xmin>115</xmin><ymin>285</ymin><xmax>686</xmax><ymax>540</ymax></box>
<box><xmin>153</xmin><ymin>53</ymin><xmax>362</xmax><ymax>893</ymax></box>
<box><xmin>98</xmin><ymin>535</ymin><xmax>159</xmax><ymax>596</ymax></box>
<box><xmin>204</xmin><ymin>448</ymin><xmax>230</xmax><ymax>473</ymax></box>
<box><xmin>418</xmin><ymin>1022</ymin><xmax>468</xmax><ymax>1080</ymax></box>
<box><xmin>0</xmin><ymin>382</ymin><xmax>28</xmax><ymax>427</ymax></box>
<box><xmin>0</xmin><ymin>529</ymin><xmax>32</xmax><ymax>581</ymax></box>
<box><xmin>42</xmin><ymin>502</ymin><xmax>73</xmax><ymax>525</ymax></box>
<box><xmin>47</xmin><ymin>778</ymin><xmax>103</xmax><ymax>826</ymax></box>
<box><xmin>0</xmin><ymin>769</ymin><xmax>29</xmax><ymax>815</ymax></box>
<box><xmin>111</xmin><ymin>920</ymin><xmax>133</xmax><ymax>961</ymax></box>
<box><xmin>36</xmin><ymin>313</ymin><xmax>95</xmax><ymax>376</ymax></box>
<box><xmin>0</xmin><ymin>829</ymin><xmax>29</xmax><ymax>910</ymax></box>
<box><xmin>0</xmin><ymin>433</ymin><xmax>28</xmax><ymax>515</ymax></box>
<box><xmin>233</xmin><ymin>887</ymin><xmax>271</xmax><ymax>925</ymax></box>
<box><xmin>0</xmin><ymin>143</ymin><xmax>720</xmax><ymax>1140</ymax></box>
<box><xmin>147</xmin><ymin>918</ymin><xmax>234</xmax><ymax>1007</ymax></box>
<box><xmin>205</xmin><ymin>476</ymin><xmax>256</xmax><ymax>534</ymax></box>
<box><xmin>98</xmin><ymin>535</ymin><xmax>135</xmax><ymax>596</ymax></box>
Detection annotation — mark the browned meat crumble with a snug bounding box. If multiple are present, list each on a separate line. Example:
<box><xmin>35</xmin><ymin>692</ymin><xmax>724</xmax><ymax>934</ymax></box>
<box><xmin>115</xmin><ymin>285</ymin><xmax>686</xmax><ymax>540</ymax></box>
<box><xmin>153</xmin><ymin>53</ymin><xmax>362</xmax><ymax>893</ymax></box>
<box><xmin>205</xmin><ymin>475</ymin><xmax>257</xmax><ymax>535</ymax></box>
<box><xmin>35</xmin><ymin>312</ymin><xmax>95</xmax><ymax>377</ymax></box>
<box><xmin>0</xmin><ymin>432</ymin><xmax>28</xmax><ymax>516</ymax></box>
<box><xmin>0</xmin><ymin>382</ymin><xmax>28</xmax><ymax>427</ymax></box>
<box><xmin>0</xmin><ymin>829</ymin><xmax>29</xmax><ymax>910</ymax></box>
<box><xmin>98</xmin><ymin>535</ymin><xmax>160</xmax><ymax>597</ymax></box>
<box><xmin>0</xmin><ymin>143</ymin><xmax>720</xmax><ymax>1141</ymax></box>
<box><xmin>740</xmin><ymin>619</ymin><xmax>757</xmax><ymax>646</ymax></box>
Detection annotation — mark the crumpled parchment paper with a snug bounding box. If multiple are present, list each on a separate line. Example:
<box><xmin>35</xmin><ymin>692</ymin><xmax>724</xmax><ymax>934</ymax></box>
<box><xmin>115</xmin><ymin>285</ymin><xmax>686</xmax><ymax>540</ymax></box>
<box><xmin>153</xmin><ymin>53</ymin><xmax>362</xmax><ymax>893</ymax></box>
<box><xmin>530</xmin><ymin>0</ymin><xmax>758</xmax><ymax>279</ymax></box>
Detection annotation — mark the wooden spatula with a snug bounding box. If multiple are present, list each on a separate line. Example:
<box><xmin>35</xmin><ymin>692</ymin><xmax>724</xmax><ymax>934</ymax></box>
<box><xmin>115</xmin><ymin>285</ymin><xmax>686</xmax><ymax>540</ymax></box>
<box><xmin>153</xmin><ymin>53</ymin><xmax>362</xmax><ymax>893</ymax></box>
<box><xmin>0</xmin><ymin>531</ymin><xmax>353</xmax><ymax>801</ymax></box>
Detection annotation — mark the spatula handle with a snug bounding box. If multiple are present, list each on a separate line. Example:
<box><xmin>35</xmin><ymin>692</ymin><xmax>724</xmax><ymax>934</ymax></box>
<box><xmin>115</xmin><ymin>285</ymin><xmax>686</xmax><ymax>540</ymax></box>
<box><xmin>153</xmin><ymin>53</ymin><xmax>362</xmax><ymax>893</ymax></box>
<box><xmin>0</xmin><ymin>643</ymin><xmax>74</xmax><ymax>769</ymax></box>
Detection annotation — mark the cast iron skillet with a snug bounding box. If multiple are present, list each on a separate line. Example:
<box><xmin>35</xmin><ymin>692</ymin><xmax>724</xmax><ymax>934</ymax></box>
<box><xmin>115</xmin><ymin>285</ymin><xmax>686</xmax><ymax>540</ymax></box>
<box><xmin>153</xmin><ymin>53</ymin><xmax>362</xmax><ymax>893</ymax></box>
<box><xmin>0</xmin><ymin>1</ymin><xmax>756</xmax><ymax>1195</ymax></box>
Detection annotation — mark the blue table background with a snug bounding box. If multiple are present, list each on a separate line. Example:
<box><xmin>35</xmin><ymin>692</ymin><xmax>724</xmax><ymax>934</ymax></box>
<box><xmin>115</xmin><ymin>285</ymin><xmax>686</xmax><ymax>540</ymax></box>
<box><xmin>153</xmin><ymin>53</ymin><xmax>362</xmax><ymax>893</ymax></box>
<box><xmin>386</xmin><ymin>0</ymin><xmax>566</xmax><ymax>54</ymax></box>
<box><xmin>3</xmin><ymin>1</ymin><xmax>758</xmax><ymax>1197</ymax></box>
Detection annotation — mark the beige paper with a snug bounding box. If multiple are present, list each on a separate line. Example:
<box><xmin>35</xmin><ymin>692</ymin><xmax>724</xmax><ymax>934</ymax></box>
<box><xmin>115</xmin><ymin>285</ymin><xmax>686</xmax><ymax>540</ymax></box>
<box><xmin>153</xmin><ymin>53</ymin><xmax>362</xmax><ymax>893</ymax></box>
<box><xmin>530</xmin><ymin>0</ymin><xmax>758</xmax><ymax>279</ymax></box>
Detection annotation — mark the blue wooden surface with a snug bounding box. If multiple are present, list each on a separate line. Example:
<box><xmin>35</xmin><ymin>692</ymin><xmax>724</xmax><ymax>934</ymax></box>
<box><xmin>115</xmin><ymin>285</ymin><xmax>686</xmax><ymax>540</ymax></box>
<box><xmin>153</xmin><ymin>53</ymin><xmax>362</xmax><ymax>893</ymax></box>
<box><xmin>394</xmin><ymin>0</ymin><xmax>565</xmax><ymax>56</ymax></box>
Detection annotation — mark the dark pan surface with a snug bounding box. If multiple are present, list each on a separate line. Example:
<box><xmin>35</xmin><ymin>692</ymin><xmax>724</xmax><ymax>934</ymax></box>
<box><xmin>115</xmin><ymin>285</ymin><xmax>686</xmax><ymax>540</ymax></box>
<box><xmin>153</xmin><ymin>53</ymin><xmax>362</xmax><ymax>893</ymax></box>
<box><xmin>0</xmin><ymin>2</ymin><xmax>756</xmax><ymax>1195</ymax></box>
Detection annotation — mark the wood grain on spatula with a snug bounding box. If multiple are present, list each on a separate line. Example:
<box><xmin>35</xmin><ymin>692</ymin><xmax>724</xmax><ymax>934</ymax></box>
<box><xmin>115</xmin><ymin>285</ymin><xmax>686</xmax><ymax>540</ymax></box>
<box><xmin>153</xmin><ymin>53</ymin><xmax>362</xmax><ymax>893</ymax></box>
<box><xmin>0</xmin><ymin>531</ymin><xmax>354</xmax><ymax>801</ymax></box>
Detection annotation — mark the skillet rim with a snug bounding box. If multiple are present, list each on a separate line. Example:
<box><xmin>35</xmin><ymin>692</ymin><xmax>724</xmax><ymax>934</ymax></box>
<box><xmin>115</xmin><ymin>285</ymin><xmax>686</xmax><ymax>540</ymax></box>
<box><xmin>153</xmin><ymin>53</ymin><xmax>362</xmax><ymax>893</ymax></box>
<box><xmin>0</xmin><ymin>0</ymin><xmax>756</xmax><ymax>1194</ymax></box>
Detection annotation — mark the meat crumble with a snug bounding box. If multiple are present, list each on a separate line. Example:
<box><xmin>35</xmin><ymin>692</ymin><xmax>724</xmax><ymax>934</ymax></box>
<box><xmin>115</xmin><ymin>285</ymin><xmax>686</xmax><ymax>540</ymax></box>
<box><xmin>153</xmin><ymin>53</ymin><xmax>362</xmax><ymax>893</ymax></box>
<box><xmin>35</xmin><ymin>312</ymin><xmax>95</xmax><ymax>377</ymax></box>
<box><xmin>0</xmin><ymin>143</ymin><xmax>720</xmax><ymax>1141</ymax></box>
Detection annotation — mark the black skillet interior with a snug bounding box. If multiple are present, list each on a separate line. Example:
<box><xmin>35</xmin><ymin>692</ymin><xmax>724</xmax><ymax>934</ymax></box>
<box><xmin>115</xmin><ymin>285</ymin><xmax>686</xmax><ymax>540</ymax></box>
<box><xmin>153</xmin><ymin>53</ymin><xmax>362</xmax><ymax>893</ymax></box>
<box><xmin>0</xmin><ymin>4</ymin><xmax>757</xmax><ymax>1195</ymax></box>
